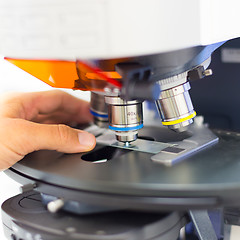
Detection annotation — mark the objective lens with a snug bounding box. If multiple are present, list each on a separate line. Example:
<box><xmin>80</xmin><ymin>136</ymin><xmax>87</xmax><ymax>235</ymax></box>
<box><xmin>105</xmin><ymin>96</ymin><xmax>143</xmax><ymax>142</ymax></box>
<box><xmin>155</xmin><ymin>82</ymin><xmax>196</xmax><ymax>132</ymax></box>
<box><xmin>90</xmin><ymin>92</ymin><xmax>108</xmax><ymax>128</ymax></box>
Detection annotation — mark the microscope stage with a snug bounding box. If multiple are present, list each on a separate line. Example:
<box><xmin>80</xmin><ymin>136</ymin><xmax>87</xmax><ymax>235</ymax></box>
<box><xmin>5</xmin><ymin>126</ymin><xmax>240</xmax><ymax>211</ymax></box>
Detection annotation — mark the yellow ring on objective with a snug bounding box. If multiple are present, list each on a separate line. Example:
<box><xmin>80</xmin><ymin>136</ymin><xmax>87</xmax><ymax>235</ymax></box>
<box><xmin>162</xmin><ymin>111</ymin><xmax>196</xmax><ymax>126</ymax></box>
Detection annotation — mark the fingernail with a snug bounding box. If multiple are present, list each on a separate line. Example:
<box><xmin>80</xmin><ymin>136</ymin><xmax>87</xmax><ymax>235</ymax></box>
<box><xmin>78</xmin><ymin>132</ymin><xmax>95</xmax><ymax>149</ymax></box>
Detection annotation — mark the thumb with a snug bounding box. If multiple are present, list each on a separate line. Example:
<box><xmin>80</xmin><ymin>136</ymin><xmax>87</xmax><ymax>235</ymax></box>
<box><xmin>0</xmin><ymin>119</ymin><xmax>96</xmax><ymax>169</ymax></box>
<box><xmin>29</xmin><ymin>122</ymin><xmax>96</xmax><ymax>153</ymax></box>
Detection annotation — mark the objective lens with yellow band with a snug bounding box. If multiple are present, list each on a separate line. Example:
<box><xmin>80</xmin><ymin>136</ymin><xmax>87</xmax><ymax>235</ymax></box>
<box><xmin>156</xmin><ymin>82</ymin><xmax>195</xmax><ymax>132</ymax></box>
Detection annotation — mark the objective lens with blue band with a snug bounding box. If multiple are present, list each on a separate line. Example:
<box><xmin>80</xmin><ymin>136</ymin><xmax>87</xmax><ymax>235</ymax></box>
<box><xmin>90</xmin><ymin>92</ymin><xmax>109</xmax><ymax>128</ymax></box>
<box><xmin>105</xmin><ymin>96</ymin><xmax>143</xmax><ymax>143</ymax></box>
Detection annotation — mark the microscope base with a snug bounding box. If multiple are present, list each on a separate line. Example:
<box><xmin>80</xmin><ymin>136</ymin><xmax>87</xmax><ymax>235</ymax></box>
<box><xmin>2</xmin><ymin>191</ymin><xmax>186</xmax><ymax>240</ymax></box>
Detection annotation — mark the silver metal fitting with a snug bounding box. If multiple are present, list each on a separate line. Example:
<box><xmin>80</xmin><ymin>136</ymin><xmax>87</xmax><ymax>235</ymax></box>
<box><xmin>156</xmin><ymin>82</ymin><xmax>196</xmax><ymax>132</ymax></box>
<box><xmin>105</xmin><ymin>96</ymin><xmax>143</xmax><ymax>142</ymax></box>
<box><xmin>203</xmin><ymin>69</ymin><xmax>213</xmax><ymax>77</ymax></box>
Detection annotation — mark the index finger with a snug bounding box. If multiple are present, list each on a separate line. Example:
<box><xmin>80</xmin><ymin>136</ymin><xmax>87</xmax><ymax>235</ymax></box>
<box><xmin>0</xmin><ymin>90</ymin><xmax>92</xmax><ymax>122</ymax></box>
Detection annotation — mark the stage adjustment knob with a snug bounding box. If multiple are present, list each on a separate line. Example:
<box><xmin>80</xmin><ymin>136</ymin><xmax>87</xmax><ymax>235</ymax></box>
<box><xmin>47</xmin><ymin>199</ymin><xmax>64</xmax><ymax>213</ymax></box>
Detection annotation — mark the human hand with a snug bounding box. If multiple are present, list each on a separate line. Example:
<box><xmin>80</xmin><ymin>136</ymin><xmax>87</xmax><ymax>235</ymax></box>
<box><xmin>0</xmin><ymin>90</ymin><xmax>96</xmax><ymax>170</ymax></box>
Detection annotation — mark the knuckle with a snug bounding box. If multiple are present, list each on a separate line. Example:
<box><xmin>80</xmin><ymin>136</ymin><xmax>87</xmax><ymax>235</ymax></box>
<box><xmin>56</xmin><ymin>124</ymin><xmax>71</xmax><ymax>145</ymax></box>
<box><xmin>52</xmin><ymin>90</ymin><xmax>66</xmax><ymax>98</ymax></box>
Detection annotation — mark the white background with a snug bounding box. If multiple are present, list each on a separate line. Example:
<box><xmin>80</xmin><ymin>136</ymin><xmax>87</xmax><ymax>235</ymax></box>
<box><xmin>0</xmin><ymin>57</ymin><xmax>239</xmax><ymax>239</ymax></box>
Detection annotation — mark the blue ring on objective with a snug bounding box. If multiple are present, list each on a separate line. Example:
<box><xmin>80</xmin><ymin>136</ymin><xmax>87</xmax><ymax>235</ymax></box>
<box><xmin>109</xmin><ymin>124</ymin><xmax>143</xmax><ymax>132</ymax></box>
<box><xmin>90</xmin><ymin>109</ymin><xmax>108</xmax><ymax>119</ymax></box>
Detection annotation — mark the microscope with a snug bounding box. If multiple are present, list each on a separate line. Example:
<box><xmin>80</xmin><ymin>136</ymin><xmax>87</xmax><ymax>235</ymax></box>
<box><xmin>2</xmin><ymin>1</ymin><xmax>240</xmax><ymax>240</ymax></box>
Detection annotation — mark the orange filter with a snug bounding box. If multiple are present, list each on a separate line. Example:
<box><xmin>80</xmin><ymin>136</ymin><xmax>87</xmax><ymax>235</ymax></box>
<box><xmin>5</xmin><ymin>58</ymin><xmax>122</xmax><ymax>91</ymax></box>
